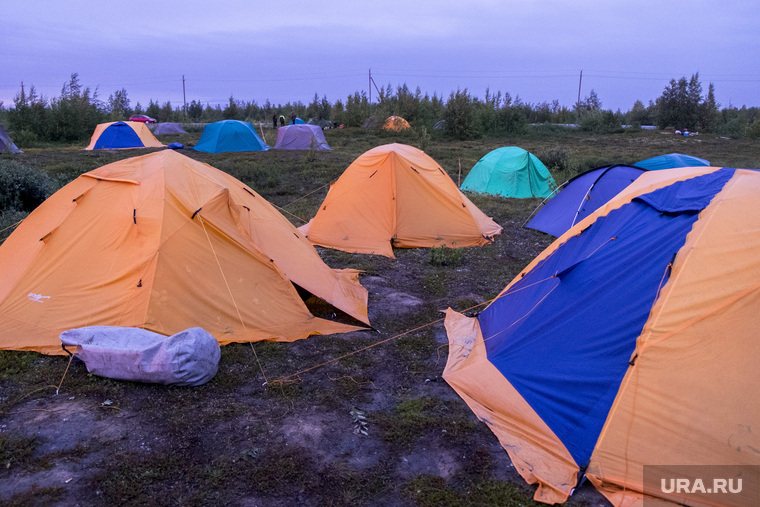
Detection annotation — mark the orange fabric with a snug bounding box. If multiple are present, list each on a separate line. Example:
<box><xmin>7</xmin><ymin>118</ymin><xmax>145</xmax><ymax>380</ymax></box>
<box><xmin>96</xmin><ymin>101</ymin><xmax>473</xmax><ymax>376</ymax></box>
<box><xmin>443</xmin><ymin>309</ymin><xmax>579</xmax><ymax>503</ymax></box>
<box><xmin>299</xmin><ymin>144</ymin><xmax>502</xmax><ymax>258</ymax></box>
<box><xmin>84</xmin><ymin>121</ymin><xmax>164</xmax><ymax>150</ymax></box>
<box><xmin>586</xmin><ymin>169</ymin><xmax>760</xmax><ymax>506</ymax></box>
<box><xmin>445</xmin><ymin>167</ymin><xmax>760</xmax><ymax>505</ymax></box>
<box><xmin>0</xmin><ymin>150</ymin><xmax>368</xmax><ymax>355</ymax></box>
<box><xmin>382</xmin><ymin>116</ymin><xmax>411</xmax><ymax>131</ymax></box>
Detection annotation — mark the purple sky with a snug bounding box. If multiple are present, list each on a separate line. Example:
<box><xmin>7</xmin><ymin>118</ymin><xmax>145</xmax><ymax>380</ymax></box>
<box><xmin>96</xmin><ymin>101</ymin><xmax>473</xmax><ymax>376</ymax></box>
<box><xmin>2</xmin><ymin>1</ymin><xmax>759</xmax><ymax>112</ymax></box>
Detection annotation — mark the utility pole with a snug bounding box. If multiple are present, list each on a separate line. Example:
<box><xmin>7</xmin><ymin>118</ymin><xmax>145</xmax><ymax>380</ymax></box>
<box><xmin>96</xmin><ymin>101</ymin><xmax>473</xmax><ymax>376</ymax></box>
<box><xmin>182</xmin><ymin>75</ymin><xmax>187</xmax><ymax>119</ymax></box>
<box><xmin>577</xmin><ymin>70</ymin><xmax>583</xmax><ymax>107</ymax></box>
<box><xmin>368</xmin><ymin>69</ymin><xmax>381</xmax><ymax>104</ymax></box>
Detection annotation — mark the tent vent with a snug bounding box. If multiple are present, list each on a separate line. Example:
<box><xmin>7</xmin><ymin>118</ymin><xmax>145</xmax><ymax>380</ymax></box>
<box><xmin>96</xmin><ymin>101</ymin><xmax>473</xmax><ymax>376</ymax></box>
<box><xmin>191</xmin><ymin>208</ymin><xmax>202</xmax><ymax>219</ymax></box>
<box><xmin>411</xmin><ymin>167</ymin><xmax>419</xmax><ymax>174</ymax></box>
<box><xmin>133</xmin><ymin>209</ymin><xmax>137</xmax><ymax>224</ymax></box>
<box><xmin>243</xmin><ymin>187</ymin><xmax>256</xmax><ymax>197</ymax></box>
<box><xmin>369</xmin><ymin>170</ymin><xmax>378</xmax><ymax>178</ymax></box>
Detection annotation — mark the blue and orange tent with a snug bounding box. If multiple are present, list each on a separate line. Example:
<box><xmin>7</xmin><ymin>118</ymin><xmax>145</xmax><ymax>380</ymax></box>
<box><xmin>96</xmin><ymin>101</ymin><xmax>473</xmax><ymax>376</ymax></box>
<box><xmin>635</xmin><ymin>153</ymin><xmax>709</xmax><ymax>170</ymax></box>
<box><xmin>85</xmin><ymin>121</ymin><xmax>164</xmax><ymax>150</ymax></box>
<box><xmin>444</xmin><ymin>166</ymin><xmax>760</xmax><ymax>505</ymax></box>
<box><xmin>193</xmin><ymin>120</ymin><xmax>269</xmax><ymax>153</ymax></box>
<box><xmin>526</xmin><ymin>164</ymin><xmax>647</xmax><ymax>237</ymax></box>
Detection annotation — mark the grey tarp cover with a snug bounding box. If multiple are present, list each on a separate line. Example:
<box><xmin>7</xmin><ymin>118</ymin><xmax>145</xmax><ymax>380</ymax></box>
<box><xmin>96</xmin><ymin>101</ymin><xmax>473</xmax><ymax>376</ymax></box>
<box><xmin>153</xmin><ymin>122</ymin><xmax>188</xmax><ymax>135</ymax></box>
<box><xmin>60</xmin><ymin>326</ymin><xmax>221</xmax><ymax>386</ymax></box>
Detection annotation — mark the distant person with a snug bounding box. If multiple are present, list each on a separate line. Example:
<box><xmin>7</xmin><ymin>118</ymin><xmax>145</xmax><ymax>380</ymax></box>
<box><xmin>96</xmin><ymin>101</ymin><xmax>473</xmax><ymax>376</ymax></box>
<box><xmin>279</xmin><ymin>115</ymin><xmax>286</xmax><ymax>127</ymax></box>
<box><xmin>272</xmin><ymin>114</ymin><xmax>277</xmax><ymax>129</ymax></box>
<box><xmin>290</xmin><ymin>112</ymin><xmax>296</xmax><ymax>125</ymax></box>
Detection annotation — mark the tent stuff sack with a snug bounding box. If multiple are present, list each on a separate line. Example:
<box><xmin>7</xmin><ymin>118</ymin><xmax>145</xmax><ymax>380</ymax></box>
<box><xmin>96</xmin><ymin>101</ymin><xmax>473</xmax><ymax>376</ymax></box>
<box><xmin>60</xmin><ymin>326</ymin><xmax>221</xmax><ymax>386</ymax></box>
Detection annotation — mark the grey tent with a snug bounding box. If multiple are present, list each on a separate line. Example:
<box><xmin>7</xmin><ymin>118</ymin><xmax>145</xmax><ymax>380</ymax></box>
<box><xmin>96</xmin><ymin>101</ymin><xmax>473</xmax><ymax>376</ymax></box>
<box><xmin>153</xmin><ymin>123</ymin><xmax>187</xmax><ymax>135</ymax></box>
<box><xmin>274</xmin><ymin>124</ymin><xmax>331</xmax><ymax>150</ymax></box>
<box><xmin>0</xmin><ymin>125</ymin><xmax>22</xmax><ymax>154</ymax></box>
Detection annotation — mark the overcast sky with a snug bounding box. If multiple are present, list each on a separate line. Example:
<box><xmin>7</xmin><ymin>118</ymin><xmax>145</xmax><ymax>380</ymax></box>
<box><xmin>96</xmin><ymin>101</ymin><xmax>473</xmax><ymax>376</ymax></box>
<box><xmin>2</xmin><ymin>1</ymin><xmax>759</xmax><ymax>113</ymax></box>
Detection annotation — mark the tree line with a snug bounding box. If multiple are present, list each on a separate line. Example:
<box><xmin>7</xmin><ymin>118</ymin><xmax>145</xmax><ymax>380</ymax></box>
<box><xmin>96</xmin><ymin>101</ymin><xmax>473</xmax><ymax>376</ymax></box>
<box><xmin>2</xmin><ymin>72</ymin><xmax>759</xmax><ymax>146</ymax></box>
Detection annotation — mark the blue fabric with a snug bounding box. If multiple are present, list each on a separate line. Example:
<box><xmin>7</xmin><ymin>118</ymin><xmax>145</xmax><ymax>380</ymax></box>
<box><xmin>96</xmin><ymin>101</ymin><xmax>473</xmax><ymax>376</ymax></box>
<box><xmin>167</xmin><ymin>142</ymin><xmax>184</xmax><ymax>150</ymax></box>
<box><xmin>193</xmin><ymin>120</ymin><xmax>270</xmax><ymax>153</ymax></box>
<box><xmin>527</xmin><ymin>165</ymin><xmax>646</xmax><ymax>236</ymax></box>
<box><xmin>479</xmin><ymin>168</ymin><xmax>734</xmax><ymax>467</ymax></box>
<box><xmin>93</xmin><ymin>122</ymin><xmax>144</xmax><ymax>149</ymax></box>
<box><xmin>635</xmin><ymin>153</ymin><xmax>710</xmax><ymax>170</ymax></box>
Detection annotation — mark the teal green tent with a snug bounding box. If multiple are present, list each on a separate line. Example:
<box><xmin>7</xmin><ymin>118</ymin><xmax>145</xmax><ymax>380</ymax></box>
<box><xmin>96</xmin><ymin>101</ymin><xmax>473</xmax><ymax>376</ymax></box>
<box><xmin>461</xmin><ymin>147</ymin><xmax>557</xmax><ymax>198</ymax></box>
<box><xmin>193</xmin><ymin>120</ymin><xmax>270</xmax><ymax>153</ymax></box>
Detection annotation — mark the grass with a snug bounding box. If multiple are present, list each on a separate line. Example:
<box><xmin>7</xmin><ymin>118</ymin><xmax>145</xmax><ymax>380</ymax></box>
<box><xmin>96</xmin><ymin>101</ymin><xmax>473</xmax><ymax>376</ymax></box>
<box><xmin>1</xmin><ymin>127</ymin><xmax>758</xmax><ymax>505</ymax></box>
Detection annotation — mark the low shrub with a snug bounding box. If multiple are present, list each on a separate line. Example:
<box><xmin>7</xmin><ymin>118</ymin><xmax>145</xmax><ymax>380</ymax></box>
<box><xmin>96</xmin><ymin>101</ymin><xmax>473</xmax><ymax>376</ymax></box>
<box><xmin>429</xmin><ymin>245</ymin><xmax>464</xmax><ymax>266</ymax></box>
<box><xmin>0</xmin><ymin>160</ymin><xmax>50</xmax><ymax>212</ymax></box>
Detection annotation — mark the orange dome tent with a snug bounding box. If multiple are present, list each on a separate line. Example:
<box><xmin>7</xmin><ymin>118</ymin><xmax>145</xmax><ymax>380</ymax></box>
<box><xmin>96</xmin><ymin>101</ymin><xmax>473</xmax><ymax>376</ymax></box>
<box><xmin>444</xmin><ymin>166</ymin><xmax>760</xmax><ymax>505</ymax></box>
<box><xmin>85</xmin><ymin>121</ymin><xmax>164</xmax><ymax>150</ymax></box>
<box><xmin>382</xmin><ymin>116</ymin><xmax>411</xmax><ymax>131</ymax></box>
<box><xmin>299</xmin><ymin>143</ymin><xmax>502</xmax><ymax>258</ymax></box>
<box><xmin>0</xmin><ymin>150</ymin><xmax>369</xmax><ymax>355</ymax></box>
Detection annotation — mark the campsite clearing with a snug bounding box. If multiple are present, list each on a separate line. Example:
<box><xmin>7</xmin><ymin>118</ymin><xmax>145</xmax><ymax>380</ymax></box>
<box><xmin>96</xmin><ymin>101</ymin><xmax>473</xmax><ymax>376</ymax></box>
<box><xmin>1</xmin><ymin>126</ymin><xmax>758</xmax><ymax>506</ymax></box>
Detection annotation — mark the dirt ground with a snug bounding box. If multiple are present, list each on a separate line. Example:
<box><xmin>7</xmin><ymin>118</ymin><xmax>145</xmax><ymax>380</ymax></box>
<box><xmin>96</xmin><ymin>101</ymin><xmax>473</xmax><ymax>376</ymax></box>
<box><xmin>0</xmin><ymin>210</ymin><xmax>612</xmax><ymax>506</ymax></box>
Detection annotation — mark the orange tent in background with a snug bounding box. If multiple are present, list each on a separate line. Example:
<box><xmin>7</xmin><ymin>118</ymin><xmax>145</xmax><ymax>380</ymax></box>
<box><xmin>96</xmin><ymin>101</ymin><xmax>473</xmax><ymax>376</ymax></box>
<box><xmin>382</xmin><ymin>116</ymin><xmax>411</xmax><ymax>131</ymax></box>
<box><xmin>299</xmin><ymin>143</ymin><xmax>502</xmax><ymax>258</ymax></box>
<box><xmin>85</xmin><ymin>121</ymin><xmax>164</xmax><ymax>150</ymax></box>
<box><xmin>0</xmin><ymin>150</ymin><xmax>369</xmax><ymax>355</ymax></box>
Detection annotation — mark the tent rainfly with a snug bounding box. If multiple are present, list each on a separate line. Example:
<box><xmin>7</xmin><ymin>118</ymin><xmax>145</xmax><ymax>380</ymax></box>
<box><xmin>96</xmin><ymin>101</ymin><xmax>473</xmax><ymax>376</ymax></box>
<box><xmin>444</xmin><ymin>165</ymin><xmax>760</xmax><ymax>505</ymax></box>
<box><xmin>274</xmin><ymin>124</ymin><xmax>331</xmax><ymax>150</ymax></box>
<box><xmin>635</xmin><ymin>152</ymin><xmax>710</xmax><ymax>170</ymax></box>
<box><xmin>0</xmin><ymin>125</ymin><xmax>23</xmax><ymax>153</ymax></box>
<box><xmin>382</xmin><ymin>116</ymin><xmax>411</xmax><ymax>131</ymax></box>
<box><xmin>460</xmin><ymin>146</ymin><xmax>557</xmax><ymax>198</ymax></box>
<box><xmin>0</xmin><ymin>150</ymin><xmax>369</xmax><ymax>354</ymax></box>
<box><xmin>85</xmin><ymin>121</ymin><xmax>164</xmax><ymax>150</ymax></box>
<box><xmin>299</xmin><ymin>143</ymin><xmax>502</xmax><ymax>258</ymax></box>
<box><xmin>153</xmin><ymin>123</ymin><xmax>188</xmax><ymax>135</ymax></box>
<box><xmin>526</xmin><ymin>164</ymin><xmax>648</xmax><ymax>237</ymax></box>
<box><xmin>193</xmin><ymin>120</ymin><xmax>269</xmax><ymax>153</ymax></box>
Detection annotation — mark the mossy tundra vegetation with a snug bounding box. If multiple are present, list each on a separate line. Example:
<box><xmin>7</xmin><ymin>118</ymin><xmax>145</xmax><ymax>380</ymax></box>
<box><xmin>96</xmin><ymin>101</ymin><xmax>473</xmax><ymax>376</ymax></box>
<box><xmin>0</xmin><ymin>125</ymin><xmax>758</xmax><ymax>506</ymax></box>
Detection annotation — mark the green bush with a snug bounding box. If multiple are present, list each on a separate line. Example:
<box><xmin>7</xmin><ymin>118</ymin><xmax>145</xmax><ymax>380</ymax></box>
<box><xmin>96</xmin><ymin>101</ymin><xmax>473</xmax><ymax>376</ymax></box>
<box><xmin>0</xmin><ymin>160</ymin><xmax>50</xmax><ymax>212</ymax></box>
<box><xmin>429</xmin><ymin>245</ymin><xmax>464</xmax><ymax>266</ymax></box>
<box><xmin>537</xmin><ymin>145</ymin><xmax>570</xmax><ymax>173</ymax></box>
<box><xmin>12</xmin><ymin>129</ymin><xmax>39</xmax><ymax>148</ymax></box>
<box><xmin>746</xmin><ymin>118</ymin><xmax>760</xmax><ymax>139</ymax></box>
<box><xmin>444</xmin><ymin>89</ymin><xmax>479</xmax><ymax>140</ymax></box>
<box><xmin>579</xmin><ymin>110</ymin><xmax>622</xmax><ymax>133</ymax></box>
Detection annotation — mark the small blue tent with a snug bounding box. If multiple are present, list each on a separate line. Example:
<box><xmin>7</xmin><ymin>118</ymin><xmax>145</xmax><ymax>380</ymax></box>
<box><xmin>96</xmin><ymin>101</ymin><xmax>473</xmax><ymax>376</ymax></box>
<box><xmin>193</xmin><ymin>120</ymin><xmax>270</xmax><ymax>153</ymax></box>
<box><xmin>635</xmin><ymin>153</ymin><xmax>709</xmax><ymax>170</ymax></box>
<box><xmin>526</xmin><ymin>164</ymin><xmax>647</xmax><ymax>236</ymax></box>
